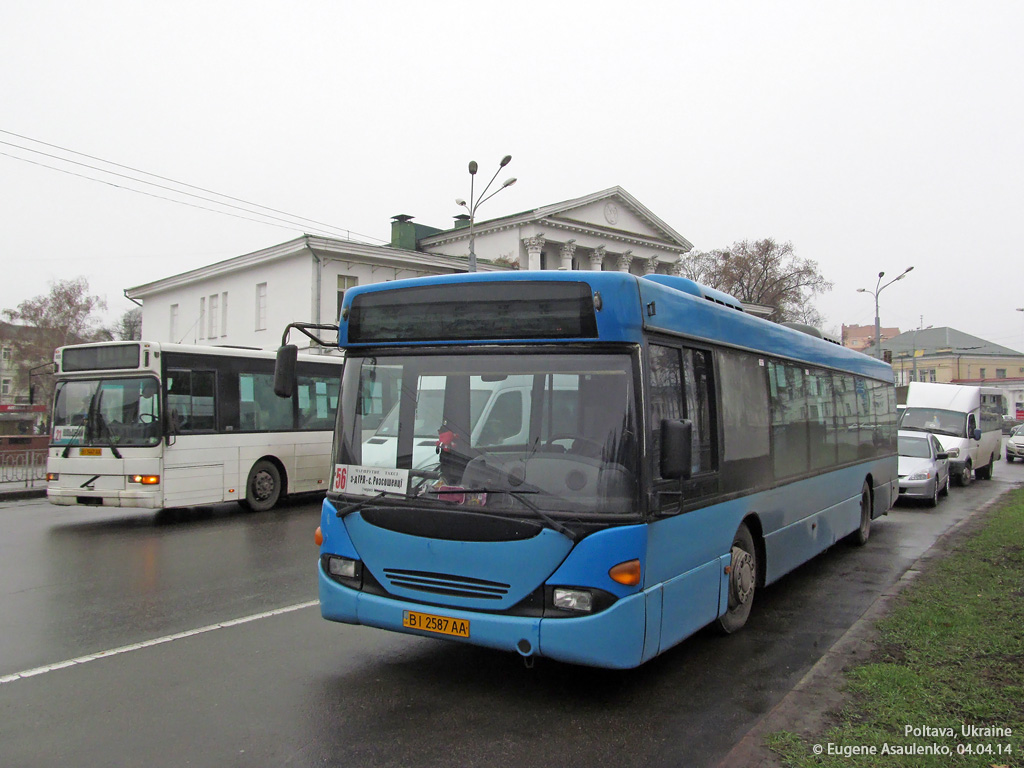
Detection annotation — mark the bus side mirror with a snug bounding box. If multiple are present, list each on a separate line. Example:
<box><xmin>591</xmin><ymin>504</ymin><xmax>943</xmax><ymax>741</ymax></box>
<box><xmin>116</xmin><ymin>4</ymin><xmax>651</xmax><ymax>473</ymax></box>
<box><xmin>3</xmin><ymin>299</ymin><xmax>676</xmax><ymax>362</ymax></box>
<box><xmin>274</xmin><ymin>345</ymin><xmax>298</xmax><ymax>398</ymax></box>
<box><xmin>660</xmin><ymin>419</ymin><xmax>693</xmax><ymax>480</ymax></box>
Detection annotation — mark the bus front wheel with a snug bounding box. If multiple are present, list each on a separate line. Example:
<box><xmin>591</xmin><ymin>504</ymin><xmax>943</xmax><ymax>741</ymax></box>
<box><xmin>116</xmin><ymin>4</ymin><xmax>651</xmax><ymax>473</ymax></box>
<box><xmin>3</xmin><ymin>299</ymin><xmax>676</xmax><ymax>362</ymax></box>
<box><xmin>716</xmin><ymin>523</ymin><xmax>756</xmax><ymax>634</ymax></box>
<box><xmin>241</xmin><ymin>460</ymin><xmax>282</xmax><ymax>512</ymax></box>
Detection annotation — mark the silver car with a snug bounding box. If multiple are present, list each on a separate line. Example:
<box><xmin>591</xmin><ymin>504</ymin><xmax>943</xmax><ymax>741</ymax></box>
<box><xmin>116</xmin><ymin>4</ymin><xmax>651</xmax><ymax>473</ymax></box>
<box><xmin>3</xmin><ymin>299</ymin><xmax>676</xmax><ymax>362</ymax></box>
<box><xmin>1006</xmin><ymin>424</ymin><xmax>1024</xmax><ymax>462</ymax></box>
<box><xmin>898</xmin><ymin>430</ymin><xmax>951</xmax><ymax>507</ymax></box>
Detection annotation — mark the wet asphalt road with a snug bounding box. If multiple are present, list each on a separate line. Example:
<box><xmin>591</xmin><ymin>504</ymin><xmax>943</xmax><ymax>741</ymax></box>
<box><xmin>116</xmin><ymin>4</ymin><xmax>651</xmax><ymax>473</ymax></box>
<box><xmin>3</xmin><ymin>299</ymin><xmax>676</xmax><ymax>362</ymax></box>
<box><xmin>0</xmin><ymin>461</ymin><xmax>1020</xmax><ymax>768</ymax></box>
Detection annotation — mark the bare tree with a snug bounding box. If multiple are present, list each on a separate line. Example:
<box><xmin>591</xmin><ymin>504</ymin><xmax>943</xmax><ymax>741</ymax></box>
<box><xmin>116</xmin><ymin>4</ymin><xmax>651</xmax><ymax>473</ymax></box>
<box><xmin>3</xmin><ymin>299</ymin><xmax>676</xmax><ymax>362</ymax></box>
<box><xmin>110</xmin><ymin>307</ymin><xmax>143</xmax><ymax>340</ymax></box>
<box><xmin>680</xmin><ymin>239</ymin><xmax>832</xmax><ymax>324</ymax></box>
<box><xmin>2</xmin><ymin>277</ymin><xmax>108</xmax><ymax>409</ymax></box>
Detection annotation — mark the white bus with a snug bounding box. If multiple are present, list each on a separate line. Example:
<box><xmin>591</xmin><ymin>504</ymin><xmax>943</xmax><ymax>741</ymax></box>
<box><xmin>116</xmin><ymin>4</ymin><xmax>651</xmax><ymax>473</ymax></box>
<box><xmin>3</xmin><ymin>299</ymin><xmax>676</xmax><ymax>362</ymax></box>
<box><xmin>46</xmin><ymin>341</ymin><xmax>342</xmax><ymax>511</ymax></box>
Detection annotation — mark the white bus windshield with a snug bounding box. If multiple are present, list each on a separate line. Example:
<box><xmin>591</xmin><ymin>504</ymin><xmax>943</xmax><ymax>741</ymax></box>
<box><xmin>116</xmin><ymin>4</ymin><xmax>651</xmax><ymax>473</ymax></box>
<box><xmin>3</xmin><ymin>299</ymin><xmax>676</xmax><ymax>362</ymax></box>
<box><xmin>52</xmin><ymin>377</ymin><xmax>162</xmax><ymax>447</ymax></box>
<box><xmin>338</xmin><ymin>353</ymin><xmax>639</xmax><ymax>516</ymax></box>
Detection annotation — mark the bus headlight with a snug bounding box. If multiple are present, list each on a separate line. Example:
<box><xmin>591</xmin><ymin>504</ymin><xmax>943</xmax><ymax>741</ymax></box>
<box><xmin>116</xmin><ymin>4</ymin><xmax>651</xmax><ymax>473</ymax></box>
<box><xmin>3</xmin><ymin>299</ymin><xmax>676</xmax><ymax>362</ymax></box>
<box><xmin>129</xmin><ymin>475</ymin><xmax>160</xmax><ymax>485</ymax></box>
<box><xmin>552</xmin><ymin>588</ymin><xmax>594</xmax><ymax>613</ymax></box>
<box><xmin>326</xmin><ymin>555</ymin><xmax>361</xmax><ymax>580</ymax></box>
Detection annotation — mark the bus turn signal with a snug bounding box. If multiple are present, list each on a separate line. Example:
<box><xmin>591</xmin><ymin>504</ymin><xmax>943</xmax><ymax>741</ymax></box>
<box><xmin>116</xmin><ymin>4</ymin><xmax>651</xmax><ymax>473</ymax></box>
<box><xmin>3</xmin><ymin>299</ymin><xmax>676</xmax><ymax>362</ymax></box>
<box><xmin>609</xmin><ymin>559</ymin><xmax>641</xmax><ymax>586</ymax></box>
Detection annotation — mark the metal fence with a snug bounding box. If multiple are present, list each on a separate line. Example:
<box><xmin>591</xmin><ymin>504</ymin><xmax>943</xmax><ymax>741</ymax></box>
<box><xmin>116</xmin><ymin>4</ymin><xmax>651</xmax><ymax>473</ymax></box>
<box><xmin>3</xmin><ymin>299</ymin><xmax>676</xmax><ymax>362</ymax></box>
<box><xmin>0</xmin><ymin>449</ymin><xmax>47</xmax><ymax>488</ymax></box>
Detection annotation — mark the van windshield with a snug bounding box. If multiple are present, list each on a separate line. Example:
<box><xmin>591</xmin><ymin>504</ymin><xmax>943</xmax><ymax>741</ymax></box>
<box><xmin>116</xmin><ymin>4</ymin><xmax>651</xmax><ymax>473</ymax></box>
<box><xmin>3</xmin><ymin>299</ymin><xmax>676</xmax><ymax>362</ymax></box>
<box><xmin>899</xmin><ymin>407</ymin><xmax>965</xmax><ymax>438</ymax></box>
<box><xmin>337</xmin><ymin>352</ymin><xmax>639</xmax><ymax>516</ymax></box>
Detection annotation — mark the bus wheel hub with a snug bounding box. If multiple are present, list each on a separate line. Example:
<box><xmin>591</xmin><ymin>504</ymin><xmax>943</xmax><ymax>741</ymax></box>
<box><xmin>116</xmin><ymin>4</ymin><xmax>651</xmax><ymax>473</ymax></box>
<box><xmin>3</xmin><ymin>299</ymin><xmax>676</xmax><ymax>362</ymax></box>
<box><xmin>729</xmin><ymin>547</ymin><xmax>754</xmax><ymax>606</ymax></box>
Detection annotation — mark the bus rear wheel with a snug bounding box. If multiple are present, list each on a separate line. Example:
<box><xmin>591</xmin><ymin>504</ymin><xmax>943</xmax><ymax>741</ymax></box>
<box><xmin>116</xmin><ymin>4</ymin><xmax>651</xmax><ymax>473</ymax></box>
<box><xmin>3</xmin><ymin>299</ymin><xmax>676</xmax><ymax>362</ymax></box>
<box><xmin>847</xmin><ymin>481</ymin><xmax>872</xmax><ymax>546</ymax></box>
<box><xmin>716</xmin><ymin>523</ymin><xmax>756</xmax><ymax>634</ymax></box>
<box><xmin>241</xmin><ymin>460</ymin><xmax>282</xmax><ymax>512</ymax></box>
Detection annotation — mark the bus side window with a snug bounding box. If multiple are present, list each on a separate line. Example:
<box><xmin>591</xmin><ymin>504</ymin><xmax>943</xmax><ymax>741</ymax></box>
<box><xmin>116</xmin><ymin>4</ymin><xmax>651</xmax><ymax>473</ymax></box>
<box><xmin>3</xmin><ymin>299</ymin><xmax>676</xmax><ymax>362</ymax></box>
<box><xmin>167</xmin><ymin>369</ymin><xmax>217</xmax><ymax>432</ymax></box>
<box><xmin>649</xmin><ymin>344</ymin><xmax>684</xmax><ymax>480</ymax></box>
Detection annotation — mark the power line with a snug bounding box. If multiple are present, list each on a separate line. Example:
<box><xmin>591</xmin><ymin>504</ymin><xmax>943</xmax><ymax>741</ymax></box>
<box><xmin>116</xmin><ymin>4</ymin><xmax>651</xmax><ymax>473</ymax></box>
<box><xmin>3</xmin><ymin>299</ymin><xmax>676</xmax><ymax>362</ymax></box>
<box><xmin>0</xmin><ymin>150</ymin><xmax>353</xmax><ymax>239</ymax></box>
<box><xmin>0</xmin><ymin>129</ymin><xmax>388</xmax><ymax>244</ymax></box>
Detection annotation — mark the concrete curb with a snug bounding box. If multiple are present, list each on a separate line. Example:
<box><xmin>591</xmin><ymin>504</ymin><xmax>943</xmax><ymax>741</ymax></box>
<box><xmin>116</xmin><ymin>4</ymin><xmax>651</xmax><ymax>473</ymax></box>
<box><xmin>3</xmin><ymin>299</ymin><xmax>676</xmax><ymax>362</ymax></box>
<box><xmin>0</xmin><ymin>488</ymin><xmax>46</xmax><ymax>502</ymax></box>
<box><xmin>716</xmin><ymin>489</ymin><xmax>1014</xmax><ymax>768</ymax></box>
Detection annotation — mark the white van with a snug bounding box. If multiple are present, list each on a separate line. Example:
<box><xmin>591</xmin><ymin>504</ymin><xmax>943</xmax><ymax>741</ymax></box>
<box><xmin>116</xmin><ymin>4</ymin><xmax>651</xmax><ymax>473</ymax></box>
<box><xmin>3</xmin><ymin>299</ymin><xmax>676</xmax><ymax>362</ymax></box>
<box><xmin>898</xmin><ymin>382</ymin><xmax>1002</xmax><ymax>485</ymax></box>
<box><xmin>361</xmin><ymin>374</ymin><xmax>577</xmax><ymax>470</ymax></box>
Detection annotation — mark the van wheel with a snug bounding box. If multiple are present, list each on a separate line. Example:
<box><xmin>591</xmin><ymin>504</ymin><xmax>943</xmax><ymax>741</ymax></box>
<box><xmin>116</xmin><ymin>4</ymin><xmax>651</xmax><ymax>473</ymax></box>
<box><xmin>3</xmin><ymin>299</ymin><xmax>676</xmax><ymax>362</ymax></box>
<box><xmin>957</xmin><ymin>462</ymin><xmax>972</xmax><ymax>487</ymax></box>
<box><xmin>976</xmin><ymin>456</ymin><xmax>994</xmax><ymax>480</ymax></box>
<box><xmin>847</xmin><ymin>481</ymin><xmax>872</xmax><ymax>546</ymax></box>
<box><xmin>241</xmin><ymin>460</ymin><xmax>282</xmax><ymax>512</ymax></box>
<box><xmin>716</xmin><ymin>523</ymin><xmax>756</xmax><ymax>634</ymax></box>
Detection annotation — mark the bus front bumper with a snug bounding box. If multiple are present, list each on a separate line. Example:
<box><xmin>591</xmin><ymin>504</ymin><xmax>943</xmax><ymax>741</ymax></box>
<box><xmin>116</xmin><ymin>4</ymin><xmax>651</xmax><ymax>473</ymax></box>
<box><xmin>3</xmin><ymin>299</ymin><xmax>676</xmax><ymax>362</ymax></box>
<box><xmin>46</xmin><ymin>488</ymin><xmax>162</xmax><ymax>508</ymax></box>
<box><xmin>318</xmin><ymin>564</ymin><xmax>649</xmax><ymax>669</ymax></box>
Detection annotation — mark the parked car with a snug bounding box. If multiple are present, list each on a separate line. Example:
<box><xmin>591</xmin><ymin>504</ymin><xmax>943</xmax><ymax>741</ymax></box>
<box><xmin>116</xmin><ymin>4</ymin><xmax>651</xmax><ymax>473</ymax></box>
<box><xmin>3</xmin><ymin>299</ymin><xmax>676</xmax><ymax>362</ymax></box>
<box><xmin>1003</xmin><ymin>416</ymin><xmax>1023</xmax><ymax>435</ymax></box>
<box><xmin>898</xmin><ymin>429</ymin><xmax>951</xmax><ymax>507</ymax></box>
<box><xmin>1006</xmin><ymin>424</ymin><xmax>1024</xmax><ymax>462</ymax></box>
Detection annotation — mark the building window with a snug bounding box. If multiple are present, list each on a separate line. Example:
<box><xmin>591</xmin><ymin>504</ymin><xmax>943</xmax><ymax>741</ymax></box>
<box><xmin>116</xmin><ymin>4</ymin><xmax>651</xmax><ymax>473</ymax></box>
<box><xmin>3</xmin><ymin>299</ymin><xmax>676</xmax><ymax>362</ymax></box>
<box><xmin>221</xmin><ymin>292</ymin><xmax>228</xmax><ymax>337</ymax></box>
<box><xmin>209</xmin><ymin>294</ymin><xmax>219</xmax><ymax>338</ymax></box>
<box><xmin>169</xmin><ymin>304</ymin><xmax>179</xmax><ymax>341</ymax></box>
<box><xmin>256</xmin><ymin>283</ymin><xmax>267</xmax><ymax>331</ymax></box>
<box><xmin>337</xmin><ymin>275</ymin><xmax>358</xmax><ymax>320</ymax></box>
<box><xmin>996</xmin><ymin>368</ymin><xmax>1007</xmax><ymax>379</ymax></box>
<box><xmin>1</xmin><ymin>378</ymin><xmax>10</xmax><ymax>396</ymax></box>
<box><xmin>1</xmin><ymin>347</ymin><xmax>10</xmax><ymax>364</ymax></box>
<box><xmin>980</xmin><ymin>368</ymin><xmax>986</xmax><ymax>379</ymax></box>
<box><xmin>198</xmin><ymin>297</ymin><xmax>206</xmax><ymax>340</ymax></box>
<box><xmin>929</xmin><ymin>369</ymin><xmax>937</xmax><ymax>382</ymax></box>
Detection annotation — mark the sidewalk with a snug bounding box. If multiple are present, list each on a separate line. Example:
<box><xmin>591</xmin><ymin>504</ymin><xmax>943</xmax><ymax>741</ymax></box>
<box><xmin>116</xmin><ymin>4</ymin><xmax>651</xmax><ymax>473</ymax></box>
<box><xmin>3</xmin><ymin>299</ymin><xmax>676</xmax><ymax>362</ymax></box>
<box><xmin>0</xmin><ymin>480</ymin><xmax>46</xmax><ymax>501</ymax></box>
<box><xmin>716</xmin><ymin>490</ymin><xmax>1013</xmax><ymax>768</ymax></box>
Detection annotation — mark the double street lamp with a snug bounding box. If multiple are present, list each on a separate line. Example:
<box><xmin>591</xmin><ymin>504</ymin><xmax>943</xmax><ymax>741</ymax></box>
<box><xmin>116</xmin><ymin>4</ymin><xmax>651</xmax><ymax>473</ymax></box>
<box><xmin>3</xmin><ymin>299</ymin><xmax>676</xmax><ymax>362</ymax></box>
<box><xmin>857</xmin><ymin>267</ymin><xmax>914</xmax><ymax>359</ymax></box>
<box><xmin>456</xmin><ymin>155</ymin><xmax>517</xmax><ymax>272</ymax></box>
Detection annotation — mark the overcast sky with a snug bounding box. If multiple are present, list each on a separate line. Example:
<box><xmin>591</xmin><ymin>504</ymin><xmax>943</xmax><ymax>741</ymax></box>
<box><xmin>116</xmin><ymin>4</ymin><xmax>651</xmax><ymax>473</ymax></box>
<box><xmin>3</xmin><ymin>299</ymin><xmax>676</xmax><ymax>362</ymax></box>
<box><xmin>3</xmin><ymin>1</ymin><xmax>1022</xmax><ymax>352</ymax></box>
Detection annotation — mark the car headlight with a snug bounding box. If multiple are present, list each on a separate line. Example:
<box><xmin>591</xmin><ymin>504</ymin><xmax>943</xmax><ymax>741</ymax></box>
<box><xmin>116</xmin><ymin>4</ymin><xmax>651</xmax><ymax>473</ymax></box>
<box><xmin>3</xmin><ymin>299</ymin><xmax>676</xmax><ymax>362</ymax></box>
<box><xmin>907</xmin><ymin>470</ymin><xmax>932</xmax><ymax>481</ymax></box>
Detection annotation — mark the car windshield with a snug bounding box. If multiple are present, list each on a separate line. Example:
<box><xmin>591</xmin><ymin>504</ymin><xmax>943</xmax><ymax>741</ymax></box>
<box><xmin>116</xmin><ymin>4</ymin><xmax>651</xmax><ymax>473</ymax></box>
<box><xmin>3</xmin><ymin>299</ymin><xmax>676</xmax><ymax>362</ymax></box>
<box><xmin>898</xmin><ymin>435</ymin><xmax>931</xmax><ymax>459</ymax></box>
<box><xmin>899</xmin><ymin>407</ymin><xmax>965</xmax><ymax>437</ymax></box>
<box><xmin>52</xmin><ymin>377</ymin><xmax>162</xmax><ymax>447</ymax></box>
<box><xmin>337</xmin><ymin>352</ymin><xmax>639</xmax><ymax>516</ymax></box>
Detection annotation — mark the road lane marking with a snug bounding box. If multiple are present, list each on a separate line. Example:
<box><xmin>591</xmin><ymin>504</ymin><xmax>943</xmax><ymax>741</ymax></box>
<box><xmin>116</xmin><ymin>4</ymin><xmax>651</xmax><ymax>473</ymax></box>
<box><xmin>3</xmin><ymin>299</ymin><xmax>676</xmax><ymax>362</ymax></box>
<box><xmin>0</xmin><ymin>600</ymin><xmax>318</xmax><ymax>685</ymax></box>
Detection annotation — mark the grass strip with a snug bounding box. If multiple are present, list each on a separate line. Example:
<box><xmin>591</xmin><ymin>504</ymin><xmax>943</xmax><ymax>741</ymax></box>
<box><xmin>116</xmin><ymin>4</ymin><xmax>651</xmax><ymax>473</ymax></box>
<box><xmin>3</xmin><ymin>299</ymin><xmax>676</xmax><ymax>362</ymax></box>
<box><xmin>767</xmin><ymin>489</ymin><xmax>1024</xmax><ymax>767</ymax></box>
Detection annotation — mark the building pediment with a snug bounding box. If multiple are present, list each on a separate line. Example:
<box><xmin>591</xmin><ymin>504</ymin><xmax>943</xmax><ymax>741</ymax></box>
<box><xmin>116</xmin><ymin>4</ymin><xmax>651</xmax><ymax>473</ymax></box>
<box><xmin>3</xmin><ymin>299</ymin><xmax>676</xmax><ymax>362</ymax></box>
<box><xmin>419</xmin><ymin>186</ymin><xmax>693</xmax><ymax>253</ymax></box>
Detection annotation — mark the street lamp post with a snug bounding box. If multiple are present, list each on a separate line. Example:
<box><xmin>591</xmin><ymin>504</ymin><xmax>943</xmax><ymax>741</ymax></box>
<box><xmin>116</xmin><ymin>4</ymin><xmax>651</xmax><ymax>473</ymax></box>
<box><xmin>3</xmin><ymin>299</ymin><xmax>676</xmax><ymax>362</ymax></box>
<box><xmin>911</xmin><ymin>323</ymin><xmax>932</xmax><ymax>382</ymax></box>
<box><xmin>456</xmin><ymin>155</ymin><xmax>517</xmax><ymax>272</ymax></box>
<box><xmin>857</xmin><ymin>266</ymin><xmax>914</xmax><ymax>359</ymax></box>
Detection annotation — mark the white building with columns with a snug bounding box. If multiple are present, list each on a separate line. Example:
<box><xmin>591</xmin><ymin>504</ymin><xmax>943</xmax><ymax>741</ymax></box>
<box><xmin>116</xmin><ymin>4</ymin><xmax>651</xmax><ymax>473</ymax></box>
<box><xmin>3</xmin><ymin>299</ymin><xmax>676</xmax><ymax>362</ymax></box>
<box><xmin>125</xmin><ymin>187</ymin><xmax>697</xmax><ymax>349</ymax></box>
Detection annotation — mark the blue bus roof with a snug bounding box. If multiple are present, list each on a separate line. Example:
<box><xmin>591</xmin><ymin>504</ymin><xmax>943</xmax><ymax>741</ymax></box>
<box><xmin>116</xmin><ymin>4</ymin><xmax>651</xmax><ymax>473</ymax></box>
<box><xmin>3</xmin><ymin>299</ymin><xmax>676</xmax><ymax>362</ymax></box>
<box><xmin>338</xmin><ymin>271</ymin><xmax>893</xmax><ymax>381</ymax></box>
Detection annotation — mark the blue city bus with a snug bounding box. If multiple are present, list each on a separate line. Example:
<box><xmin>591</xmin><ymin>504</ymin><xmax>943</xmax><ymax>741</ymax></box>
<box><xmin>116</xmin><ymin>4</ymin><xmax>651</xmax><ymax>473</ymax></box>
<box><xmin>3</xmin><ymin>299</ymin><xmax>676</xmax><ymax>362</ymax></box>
<box><xmin>283</xmin><ymin>270</ymin><xmax>897</xmax><ymax>669</ymax></box>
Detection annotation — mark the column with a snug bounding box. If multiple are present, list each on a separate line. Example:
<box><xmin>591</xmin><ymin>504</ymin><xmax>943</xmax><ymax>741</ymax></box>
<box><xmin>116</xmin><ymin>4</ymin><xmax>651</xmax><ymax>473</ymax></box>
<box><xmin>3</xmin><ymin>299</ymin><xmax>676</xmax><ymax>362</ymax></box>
<box><xmin>616</xmin><ymin>249</ymin><xmax>633</xmax><ymax>273</ymax></box>
<box><xmin>522</xmin><ymin>234</ymin><xmax>546</xmax><ymax>271</ymax></box>
<box><xmin>643</xmin><ymin>255</ymin><xmax>660</xmax><ymax>274</ymax></box>
<box><xmin>589</xmin><ymin>245</ymin><xmax>606</xmax><ymax>271</ymax></box>
<box><xmin>560</xmin><ymin>239</ymin><xmax>577</xmax><ymax>270</ymax></box>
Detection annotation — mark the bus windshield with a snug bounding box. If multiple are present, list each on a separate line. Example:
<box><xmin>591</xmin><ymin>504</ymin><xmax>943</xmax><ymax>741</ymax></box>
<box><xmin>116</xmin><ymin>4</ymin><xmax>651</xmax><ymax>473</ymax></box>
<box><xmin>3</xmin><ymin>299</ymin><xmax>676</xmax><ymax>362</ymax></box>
<box><xmin>338</xmin><ymin>352</ymin><xmax>639</xmax><ymax>516</ymax></box>
<box><xmin>52</xmin><ymin>377</ymin><xmax>162</xmax><ymax>447</ymax></box>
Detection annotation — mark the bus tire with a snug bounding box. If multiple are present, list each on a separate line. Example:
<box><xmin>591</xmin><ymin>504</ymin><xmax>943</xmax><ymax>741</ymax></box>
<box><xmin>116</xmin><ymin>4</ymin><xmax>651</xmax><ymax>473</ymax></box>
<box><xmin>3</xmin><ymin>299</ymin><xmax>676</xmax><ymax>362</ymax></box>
<box><xmin>241</xmin><ymin>459</ymin><xmax>282</xmax><ymax>512</ymax></box>
<box><xmin>716</xmin><ymin>523</ymin><xmax>756</xmax><ymax>634</ymax></box>
<box><xmin>848</xmin><ymin>481</ymin><xmax>872</xmax><ymax>546</ymax></box>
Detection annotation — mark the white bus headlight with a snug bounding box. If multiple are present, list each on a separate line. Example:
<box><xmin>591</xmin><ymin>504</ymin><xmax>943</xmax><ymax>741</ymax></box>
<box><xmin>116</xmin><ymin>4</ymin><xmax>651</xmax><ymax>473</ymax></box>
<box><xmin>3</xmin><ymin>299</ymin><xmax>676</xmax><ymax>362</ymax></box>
<box><xmin>553</xmin><ymin>588</ymin><xmax>594</xmax><ymax>613</ymax></box>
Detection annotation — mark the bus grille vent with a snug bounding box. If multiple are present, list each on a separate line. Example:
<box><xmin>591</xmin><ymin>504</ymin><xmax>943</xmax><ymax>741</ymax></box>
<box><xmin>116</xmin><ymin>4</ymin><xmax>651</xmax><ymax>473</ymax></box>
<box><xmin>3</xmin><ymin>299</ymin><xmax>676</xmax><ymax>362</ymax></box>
<box><xmin>382</xmin><ymin>568</ymin><xmax>510</xmax><ymax>600</ymax></box>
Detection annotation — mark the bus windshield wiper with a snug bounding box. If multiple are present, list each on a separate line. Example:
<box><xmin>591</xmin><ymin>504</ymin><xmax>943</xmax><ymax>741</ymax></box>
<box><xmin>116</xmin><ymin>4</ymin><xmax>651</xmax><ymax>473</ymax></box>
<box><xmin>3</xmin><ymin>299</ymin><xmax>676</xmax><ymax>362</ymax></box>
<box><xmin>91</xmin><ymin>390</ymin><xmax>122</xmax><ymax>459</ymax></box>
<box><xmin>334</xmin><ymin>489</ymin><xmax>407</xmax><ymax>517</ymax></box>
<box><xmin>450</xmin><ymin>487</ymin><xmax>577</xmax><ymax>541</ymax></box>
